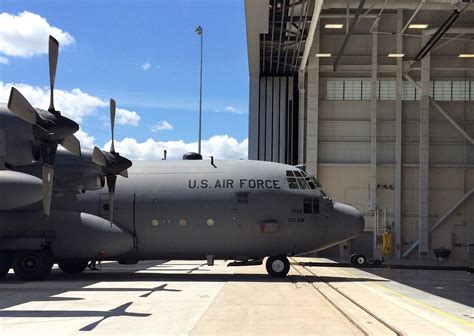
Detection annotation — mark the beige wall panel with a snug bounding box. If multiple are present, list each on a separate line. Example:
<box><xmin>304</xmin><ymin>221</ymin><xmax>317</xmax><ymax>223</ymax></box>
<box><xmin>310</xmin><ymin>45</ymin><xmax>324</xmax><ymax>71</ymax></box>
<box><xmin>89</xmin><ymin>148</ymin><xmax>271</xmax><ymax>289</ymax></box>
<box><xmin>319</xmin><ymin>101</ymin><xmax>370</xmax><ymax>120</ymax></box>
<box><xmin>429</xmin><ymin>168</ymin><xmax>465</xmax><ymax>189</ymax></box>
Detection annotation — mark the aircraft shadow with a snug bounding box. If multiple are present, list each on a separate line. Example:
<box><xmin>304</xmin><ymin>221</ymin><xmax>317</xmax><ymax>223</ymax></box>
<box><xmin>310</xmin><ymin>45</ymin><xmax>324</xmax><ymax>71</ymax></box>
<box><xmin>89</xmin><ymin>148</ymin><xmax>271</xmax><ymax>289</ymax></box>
<box><xmin>0</xmin><ymin>259</ymin><xmax>388</xmax><ymax>332</ymax></box>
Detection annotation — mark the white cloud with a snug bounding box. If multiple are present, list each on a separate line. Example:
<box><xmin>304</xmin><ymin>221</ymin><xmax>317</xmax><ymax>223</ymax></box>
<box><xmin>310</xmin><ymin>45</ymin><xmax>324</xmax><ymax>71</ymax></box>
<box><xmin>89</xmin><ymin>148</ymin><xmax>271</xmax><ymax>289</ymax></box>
<box><xmin>0</xmin><ymin>82</ymin><xmax>104</xmax><ymax>122</ymax></box>
<box><xmin>225</xmin><ymin>106</ymin><xmax>237</xmax><ymax>113</ymax></box>
<box><xmin>0</xmin><ymin>11</ymin><xmax>74</xmax><ymax>58</ymax></box>
<box><xmin>75</xmin><ymin>129</ymin><xmax>96</xmax><ymax>150</ymax></box>
<box><xmin>0</xmin><ymin>82</ymin><xmax>141</xmax><ymax>126</ymax></box>
<box><xmin>0</xmin><ymin>56</ymin><xmax>9</xmax><ymax>64</ymax></box>
<box><xmin>116</xmin><ymin>108</ymin><xmax>140</xmax><ymax>126</ymax></box>
<box><xmin>150</xmin><ymin>120</ymin><xmax>174</xmax><ymax>132</ymax></box>
<box><xmin>141</xmin><ymin>62</ymin><xmax>151</xmax><ymax>71</ymax></box>
<box><xmin>103</xmin><ymin>135</ymin><xmax>248</xmax><ymax>160</ymax></box>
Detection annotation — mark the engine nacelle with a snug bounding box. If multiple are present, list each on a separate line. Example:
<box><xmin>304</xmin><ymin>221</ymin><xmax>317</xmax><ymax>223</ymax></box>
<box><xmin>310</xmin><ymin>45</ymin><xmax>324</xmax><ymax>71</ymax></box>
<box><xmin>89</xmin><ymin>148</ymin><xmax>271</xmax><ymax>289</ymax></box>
<box><xmin>0</xmin><ymin>170</ymin><xmax>42</xmax><ymax>210</ymax></box>
<box><xmin>54</xmin><ymin>149</ymin><xmax>105</xmax><ymax>193</ymax></box>
<box><xmin>1</xmin><ymin>109</ymin><xmax>39</xmax><ymax>166</ymax></box>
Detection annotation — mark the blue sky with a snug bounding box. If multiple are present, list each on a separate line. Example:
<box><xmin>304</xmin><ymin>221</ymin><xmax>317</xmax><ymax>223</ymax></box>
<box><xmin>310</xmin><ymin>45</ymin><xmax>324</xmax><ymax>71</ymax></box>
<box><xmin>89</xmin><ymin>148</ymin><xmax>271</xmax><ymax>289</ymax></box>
<box><xmin>0</xmin><ymin>0</ymin><xmax>249</xmax><ymax>159</ymax></box>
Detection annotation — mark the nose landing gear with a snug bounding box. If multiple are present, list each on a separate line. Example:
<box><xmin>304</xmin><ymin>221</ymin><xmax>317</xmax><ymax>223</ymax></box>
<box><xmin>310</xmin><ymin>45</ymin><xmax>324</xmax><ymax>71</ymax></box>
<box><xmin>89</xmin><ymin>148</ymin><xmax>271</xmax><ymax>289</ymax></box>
<box><xmin>350</xmin><ymin>254</ymin><xmax>367</xmax><ymax>266</ymax></box>
<box><xmin>266</xmin><ymin>256</ymin><xmax>290</xmax><ymax>277</ymax></box>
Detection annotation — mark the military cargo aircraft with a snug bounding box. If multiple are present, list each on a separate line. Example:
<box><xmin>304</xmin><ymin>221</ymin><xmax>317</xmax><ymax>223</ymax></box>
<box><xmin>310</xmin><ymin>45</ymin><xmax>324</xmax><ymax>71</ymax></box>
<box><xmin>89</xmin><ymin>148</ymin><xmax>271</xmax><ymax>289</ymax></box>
<box><xmin>0</xmin><ymin>36</ymin><xmax>365</xmax><ymax>281</ymax></box>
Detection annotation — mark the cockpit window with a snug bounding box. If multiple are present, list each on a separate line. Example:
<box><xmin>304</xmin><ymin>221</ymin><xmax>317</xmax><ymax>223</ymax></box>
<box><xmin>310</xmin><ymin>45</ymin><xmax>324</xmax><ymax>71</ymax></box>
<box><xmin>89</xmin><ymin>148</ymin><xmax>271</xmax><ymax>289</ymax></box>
<box><xmin>287</xmin><ymin>177</ymin><xmax>299</xmax><ymax>189</ymax></box>
<box><xmin>310</xmin><ymin>176</ymin><xmax>328</xmax><ymax>197</ymax></box>
<box><xmin>286</xmin><ymin>169</ymin><xmax>328</xmax><ymax>196</ymax></box>
<box><xmin>297</xmin><ymin>178</ymin><xmax>309</xmax><ymax>189</ymax></box>
<box><xmin>306</xmin><ymin>178</ymin><xmax>316</xmax><ymax>189</ymax></box>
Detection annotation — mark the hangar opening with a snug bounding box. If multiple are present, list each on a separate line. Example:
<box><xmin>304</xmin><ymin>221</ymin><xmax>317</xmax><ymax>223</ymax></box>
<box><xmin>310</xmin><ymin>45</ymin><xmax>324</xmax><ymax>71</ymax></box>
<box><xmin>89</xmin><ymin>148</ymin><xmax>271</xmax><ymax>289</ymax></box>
<box><xmin>245</xmin><ymin>0</ymin><xmax>474</xmax><ymax>264</ymax></box>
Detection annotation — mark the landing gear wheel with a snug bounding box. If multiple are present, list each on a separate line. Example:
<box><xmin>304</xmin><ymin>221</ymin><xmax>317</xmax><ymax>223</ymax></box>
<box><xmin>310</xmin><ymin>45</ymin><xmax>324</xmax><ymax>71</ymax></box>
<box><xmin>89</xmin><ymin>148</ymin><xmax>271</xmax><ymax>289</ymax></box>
<box><xmin>349</xmin><ymin>254</ymin><xmax>358</xmax><ymax>264</ymax></box>
<box><xmin>0</xmin><ymin>254</ymin><xmax>11</xmax><ymax>280</ymax></box>
<box><xmin>355</xmin><ymin>254</ymin><xmax>367</xmax><ymax>266</ymax></box>
<box><xmin>58</xmin><ymin>260</ymin><xmax>88</xmax><ymax>274</ymax></box>
<box><xmin>12</xmin><ymin>250</ymin><xmax>53</xmax><ymax>281</ymax></box>
<box><xmin>266</xmin><ymin>256</ymin><xmax>290</xmax><ymax>278</ymax></box>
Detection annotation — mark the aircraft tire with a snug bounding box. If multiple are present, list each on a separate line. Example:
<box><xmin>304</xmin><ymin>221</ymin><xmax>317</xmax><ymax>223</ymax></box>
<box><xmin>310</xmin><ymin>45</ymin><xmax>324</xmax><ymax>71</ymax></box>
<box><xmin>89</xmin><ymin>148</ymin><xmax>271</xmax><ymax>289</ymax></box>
<box><xmin>266</xmin><ymin>256</ymin><xmax>290</xmax><ymax>278</ymax></box>
<box><xmin>58</xmin><ymin>260</ymin><xmax>89</xmax><ymax>274</ymax></box>
<box><xmin>12</xmin><ymin>250</ymin><xmax>54</xmax><ymax>281</ymax></box>
<box><xmin>355</xmin><ymin>254</ymin><xmax>367</xmax><ymax>266</ymax></box>
<box><xmin>0</xmin><ymin>254</ymin><xmax>11</xmax><ymax>280</ymax></box>
<box><xmin>349</xmin><ymin>254</ymin><xmax>358</xmax><ymax>264</ymax></box>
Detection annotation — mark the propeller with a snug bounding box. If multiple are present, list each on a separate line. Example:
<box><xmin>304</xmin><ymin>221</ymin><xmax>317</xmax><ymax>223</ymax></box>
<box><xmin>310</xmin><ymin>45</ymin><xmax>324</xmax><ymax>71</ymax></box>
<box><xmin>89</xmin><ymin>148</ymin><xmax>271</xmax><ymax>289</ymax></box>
<box><xmin>7</xmin><ymin>35</ymin><xmax>81</xmax><ymax>216</ymax></box>
<box><xmin>91</xmin><ymin>99</ymin><xmax>132</xmax><ymax>223</ymax></box>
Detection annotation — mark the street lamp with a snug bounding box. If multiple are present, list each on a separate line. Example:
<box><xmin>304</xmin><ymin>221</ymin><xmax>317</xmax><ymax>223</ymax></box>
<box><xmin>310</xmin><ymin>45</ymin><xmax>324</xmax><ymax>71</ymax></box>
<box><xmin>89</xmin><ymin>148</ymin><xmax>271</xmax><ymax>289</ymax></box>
<box><xmin>195</xmin><ymin>25</ymin><xmax>203</xmax><ymax>154</ymax></box>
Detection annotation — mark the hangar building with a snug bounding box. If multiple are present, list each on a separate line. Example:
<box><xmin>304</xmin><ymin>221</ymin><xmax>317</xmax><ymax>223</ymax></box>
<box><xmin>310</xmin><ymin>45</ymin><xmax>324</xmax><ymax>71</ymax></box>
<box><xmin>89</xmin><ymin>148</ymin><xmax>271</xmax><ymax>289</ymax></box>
<box><xmin>245</xmin><ymin>0</ymin><xmax>474</xmax><ymax>262</ymax></box>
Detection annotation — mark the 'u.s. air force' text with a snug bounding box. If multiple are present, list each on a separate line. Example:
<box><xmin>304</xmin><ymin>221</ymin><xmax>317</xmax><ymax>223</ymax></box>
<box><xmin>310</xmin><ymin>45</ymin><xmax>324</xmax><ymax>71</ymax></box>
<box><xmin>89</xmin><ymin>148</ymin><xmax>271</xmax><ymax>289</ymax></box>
<box><xmin>188</xmin><ymin>179</ymin><xmax>281</xmax><ymax>189</ymax></box>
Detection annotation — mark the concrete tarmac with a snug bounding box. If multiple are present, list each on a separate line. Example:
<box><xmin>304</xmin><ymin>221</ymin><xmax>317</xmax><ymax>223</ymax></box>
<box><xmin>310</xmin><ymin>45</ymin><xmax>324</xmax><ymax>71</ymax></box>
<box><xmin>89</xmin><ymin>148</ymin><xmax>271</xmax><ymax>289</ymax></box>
<box><xmin>0</xmin><ymin>258</ymin><xmax>472</xmax><ymax>335</ymax></box>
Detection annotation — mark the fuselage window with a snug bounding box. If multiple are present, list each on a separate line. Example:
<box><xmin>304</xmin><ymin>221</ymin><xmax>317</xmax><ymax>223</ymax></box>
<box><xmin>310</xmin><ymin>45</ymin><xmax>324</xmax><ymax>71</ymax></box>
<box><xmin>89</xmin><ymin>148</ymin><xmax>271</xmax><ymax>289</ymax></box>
<box><xmin>313</xmin><ymin>198</ymin><xmax>320</xmax><ymax>214</ymax></box>
<box><xmin>286</xmin><ymin>170</ymin><xmax>295</xmax><ymax>177</ymax></box>
<box><xmin>287</xmin><ymin>177</ymin><xmax>299</xmax><ymax>189</ymax></box>
<box><xmin>294</xmin><ymin>170</ymin><xmax>303</xmax><ymax>178</ymax></box>
<box><xmin>304</xmin><ymin>198</ymin><xmax>320</xmax><ymax>214</ymax></box>
<box><xmin>304</xmin><ymin>198</ymin><xmax>312</xmax><ymax>213</ymax></box>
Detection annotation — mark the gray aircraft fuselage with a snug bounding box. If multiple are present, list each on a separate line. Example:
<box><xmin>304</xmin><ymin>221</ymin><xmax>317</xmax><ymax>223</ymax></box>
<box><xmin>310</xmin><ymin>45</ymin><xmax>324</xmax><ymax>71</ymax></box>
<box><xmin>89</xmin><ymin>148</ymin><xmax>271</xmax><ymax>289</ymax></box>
<box><xmin>0</xmin><ymin>104</ymin><xmax>364</xmax><ymax>264</ymax></box>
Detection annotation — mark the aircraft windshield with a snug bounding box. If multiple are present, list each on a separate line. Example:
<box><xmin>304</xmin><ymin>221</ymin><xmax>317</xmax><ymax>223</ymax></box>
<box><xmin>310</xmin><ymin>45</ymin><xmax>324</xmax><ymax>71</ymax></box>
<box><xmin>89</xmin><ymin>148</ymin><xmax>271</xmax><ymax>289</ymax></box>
<box><xmin>286</xmin><ymin>169</ymin><xmax>328</xmax><ymax>196</ymax></box>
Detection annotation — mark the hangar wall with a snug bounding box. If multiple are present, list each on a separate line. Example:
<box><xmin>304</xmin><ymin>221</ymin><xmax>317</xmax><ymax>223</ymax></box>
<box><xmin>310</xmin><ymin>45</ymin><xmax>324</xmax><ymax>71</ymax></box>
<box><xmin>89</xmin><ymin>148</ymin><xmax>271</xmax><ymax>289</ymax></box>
<box><xmin>305</xmin><ymin>9</ymin><xmax>474</xmax><ymax>262</ymax></box>
<box><xmin>248</xmin><ymin>76</ymin><xmax>298</xmax><ymax>163</ymax></box>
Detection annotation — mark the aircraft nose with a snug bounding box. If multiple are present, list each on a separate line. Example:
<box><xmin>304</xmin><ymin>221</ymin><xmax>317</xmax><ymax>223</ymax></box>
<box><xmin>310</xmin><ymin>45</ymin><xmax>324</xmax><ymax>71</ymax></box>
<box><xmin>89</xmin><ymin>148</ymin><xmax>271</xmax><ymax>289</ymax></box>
<box><xmin>333</xmin><ymin>202</ymin><xmax>365</xmax><ymax>238</ymax></box>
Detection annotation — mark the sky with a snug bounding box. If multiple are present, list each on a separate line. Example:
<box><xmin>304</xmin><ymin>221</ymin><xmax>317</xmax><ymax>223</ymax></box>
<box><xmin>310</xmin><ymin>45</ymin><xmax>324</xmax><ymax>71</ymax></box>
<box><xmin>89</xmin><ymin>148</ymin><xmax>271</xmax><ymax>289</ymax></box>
<box><xmin>0</xmin><ymin>0</ymin><xmax>249</xmax><ymax>160</ymax></box>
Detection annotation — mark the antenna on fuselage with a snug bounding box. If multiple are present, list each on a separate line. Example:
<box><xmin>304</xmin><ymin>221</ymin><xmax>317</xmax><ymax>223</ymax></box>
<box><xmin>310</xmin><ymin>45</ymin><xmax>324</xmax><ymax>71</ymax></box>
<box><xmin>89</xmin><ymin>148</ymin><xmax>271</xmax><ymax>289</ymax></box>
<box><xmin>162</xmin><ymin>150</ymin><xmax>167</xmax><ymax>160</ymax></box>
<box><xmin>210</xmin><ymin>156</ymin><xmax>216</xmax><ymax>168</ymax></box>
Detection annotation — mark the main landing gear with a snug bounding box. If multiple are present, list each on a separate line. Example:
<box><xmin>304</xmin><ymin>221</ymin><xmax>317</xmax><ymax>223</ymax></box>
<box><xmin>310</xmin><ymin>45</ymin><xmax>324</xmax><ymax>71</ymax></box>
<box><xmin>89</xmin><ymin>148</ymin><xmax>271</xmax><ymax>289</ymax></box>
<box><xmin>266</xmin><ymin>256</ymin><xmax>290</xmax><ymax>278</ymax></box>
<box><xmin>12</xmin><ymin>250</ymin><xmax>53</xmax><ymax>281</ymax></box>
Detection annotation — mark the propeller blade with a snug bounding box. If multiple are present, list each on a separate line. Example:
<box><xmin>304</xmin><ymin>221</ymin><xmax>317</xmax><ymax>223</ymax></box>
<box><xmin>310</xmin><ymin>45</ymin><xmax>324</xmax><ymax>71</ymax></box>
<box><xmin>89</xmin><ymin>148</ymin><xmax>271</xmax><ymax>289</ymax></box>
<box><xmin>42</xmin><ymin>164</ymin><xmax>54</xmax><ymax>216</ymax></box>
<box><xmin>7</xmin><ymin>87</ymin><xmax>38</xmax><ymax>125</ymax></box>
<box><xmin>91</xmin><ymin>146</ymin><xmax>106</xmax><ymax>166</ymax></box>
<box><xmin>119</xmin><ymin>169</ymin><xmax>128</xmax><ymax>178</ymax></box>
<box><xmin>110</xmin><ymin>99</ymin><xmax>116</xmax><ymax>153</ymax></box>
<box><xmin>61</xmin><ymin>135</ymin><xmax>81</xmax><ymax>156</ymax></box>
<box><xmin>106</xmin><ymin>174</ymin><xmax>117</xmax><ymax>223</ymax></box>
<box><xmin>48</xmin><ymin>36</ymin><xmax>59</xmax><ymax>112</ymax></box>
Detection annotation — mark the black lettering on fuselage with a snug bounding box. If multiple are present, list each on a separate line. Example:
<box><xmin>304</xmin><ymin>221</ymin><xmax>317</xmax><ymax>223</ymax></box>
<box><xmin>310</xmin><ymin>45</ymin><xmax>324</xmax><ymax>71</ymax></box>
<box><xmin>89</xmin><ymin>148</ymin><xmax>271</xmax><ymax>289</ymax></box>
<box><xmin>191</xmin><ymin>178</ymin><xmax>282</xmax><ymax>190</ymax></box>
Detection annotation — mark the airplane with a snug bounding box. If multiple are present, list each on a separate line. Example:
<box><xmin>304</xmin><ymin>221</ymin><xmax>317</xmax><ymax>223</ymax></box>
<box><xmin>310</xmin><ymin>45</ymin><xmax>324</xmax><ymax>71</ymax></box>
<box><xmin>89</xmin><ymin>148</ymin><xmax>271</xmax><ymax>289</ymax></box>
<box><xmin>0</xmin><ymin>36</ymin><xmax>365</xmax><ymax>281</ymax></box>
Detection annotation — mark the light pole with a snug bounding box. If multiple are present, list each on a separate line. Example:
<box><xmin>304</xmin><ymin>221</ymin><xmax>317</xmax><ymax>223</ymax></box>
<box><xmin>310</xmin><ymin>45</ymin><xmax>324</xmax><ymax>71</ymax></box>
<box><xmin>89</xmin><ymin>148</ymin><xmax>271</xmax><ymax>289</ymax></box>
<box><xmin>195</xmin><ymin>25</ymin><xmax>203</xmax><ymax>154</ymax></box>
